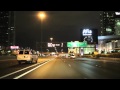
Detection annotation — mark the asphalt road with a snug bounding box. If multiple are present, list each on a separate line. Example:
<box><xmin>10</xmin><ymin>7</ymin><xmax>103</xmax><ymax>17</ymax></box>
<box><xmin>0</xmin><ymin>56</ymin><xmax>120</xmax><ymax>79</ymax></box>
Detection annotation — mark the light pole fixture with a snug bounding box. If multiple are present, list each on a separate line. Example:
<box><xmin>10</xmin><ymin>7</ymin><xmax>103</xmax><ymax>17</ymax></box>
<box><xmin>37</xmin><ymin>12</ymin><xmax>46</xmax><ymax>56</ymax></box>
<box><xmin>50</xmin><ymin>37</ymin><xmax>53</xmax><ymax>42</ymax></box>
<box><xmin>50</xmin><ymin>37</ymin><xmax>53</xmax><ymax>52</ymax></box>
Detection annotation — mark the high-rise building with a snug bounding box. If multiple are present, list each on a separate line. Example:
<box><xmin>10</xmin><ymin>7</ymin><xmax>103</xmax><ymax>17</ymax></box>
<box><xmin>98</xmin><ymin>11</ymin><xmax>120</xmax><ymax>53</ymax></box>
<box><xmin>100</xmin><ymin>11</ymin><xmax>115</xmax><ymax>36</ymax></box>
<box><xmin>114</xmin><ymin>12</ymin><xmax>120</xmax><ymax>35</ymax></box>
<box><xmin>8</xmin><ymin>11</ymin><xmax>15</xmax><ymax>46</ymax></box>
<box><xmin>0</xmin><ymin>11</ymin><xmax>15</xmax><ymax>48</ymax></box>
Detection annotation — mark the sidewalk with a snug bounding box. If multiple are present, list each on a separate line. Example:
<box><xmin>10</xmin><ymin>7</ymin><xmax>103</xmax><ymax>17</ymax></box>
<box><xmin>83</xmin><ymin>55</ymin><xmax>120</xmax><ymax>60</ymax></box>
<box><xmin>99</xmin><ymin>57</ymin><xmax>120</xmax><ymax>60</ymax></box>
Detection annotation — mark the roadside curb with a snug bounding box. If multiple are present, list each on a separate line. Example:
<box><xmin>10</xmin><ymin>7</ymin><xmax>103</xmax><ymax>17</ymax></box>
<box><xmin>99</xmin><ymin>57</ymin><xmax>120</xmax><ymax>60</ymax></box>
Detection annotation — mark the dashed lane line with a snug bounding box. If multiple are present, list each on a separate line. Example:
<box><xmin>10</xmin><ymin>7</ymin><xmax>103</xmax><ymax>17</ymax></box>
<box><xmin>68</xmin><ymin>64</ymin><xmax>71</xmax><ymax>67</ymax></box>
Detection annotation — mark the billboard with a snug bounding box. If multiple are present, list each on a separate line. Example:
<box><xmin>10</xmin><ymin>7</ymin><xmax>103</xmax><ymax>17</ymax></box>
<box><xmin>80</xmin><ymin>29</ymin><xmax>98</xmax><ymax>44</ymax></box>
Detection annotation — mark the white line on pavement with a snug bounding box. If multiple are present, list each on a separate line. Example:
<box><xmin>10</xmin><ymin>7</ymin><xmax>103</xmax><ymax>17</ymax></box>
<box><xmin>0</xmin><ymin>61</ymin><xmax>48</xmax><ymax>79</ymax></box>
<box><xmin>68</xmin><ymin>64</ymin><xmax>71</xmax><ymax>67</ymax></box>
<box><xmin>13</xmin><ymin>59</ymin><xmax>52</xmax><ymax>79</ymax></box>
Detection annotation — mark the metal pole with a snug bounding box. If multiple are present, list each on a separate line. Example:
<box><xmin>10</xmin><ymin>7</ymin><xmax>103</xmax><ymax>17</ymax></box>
<box><xmin>14</xmin><ymin>11</ymin><xmax>16</xmax><ymax>45</ymax></box>
<box><xmin>41</xmin><ymin>19</ymin><xmax>42</xmax><ymax>56</ymax></box>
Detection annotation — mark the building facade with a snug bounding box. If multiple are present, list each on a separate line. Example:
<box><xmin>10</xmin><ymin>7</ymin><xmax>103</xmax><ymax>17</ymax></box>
<box><xmin>0</xmin><ymin>11</ymin><xmax>15</xmax><ymax>49</ymax></box>
<box><xmin>98</xmin><ymin>11</ymin><xmax>120</xmax><ymax>53</ymax></box>
<box><xmin>100</xmin><ymin>11</ymin><xmax>115</xmax><ymax>36</ymax></box>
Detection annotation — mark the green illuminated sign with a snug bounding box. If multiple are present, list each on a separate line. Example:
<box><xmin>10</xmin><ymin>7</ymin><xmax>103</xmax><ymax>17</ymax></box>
<box><xmin>67</xmin><ymin>42</ymin><xmax>87</xmax><ymax>47</ymax></box>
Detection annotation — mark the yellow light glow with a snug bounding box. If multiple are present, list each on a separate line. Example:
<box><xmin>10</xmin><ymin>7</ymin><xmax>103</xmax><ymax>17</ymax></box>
<box><xmin>38</xmin><ymin>12</ymin><xmax>46</xmax><ymax>20</ymax></box>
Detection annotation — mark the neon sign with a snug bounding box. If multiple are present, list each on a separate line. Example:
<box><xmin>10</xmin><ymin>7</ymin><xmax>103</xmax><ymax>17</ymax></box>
<box><xmin>10</xmin><ymin>46</ymin><xmax>19</xmax><ymax>49</ymax></box>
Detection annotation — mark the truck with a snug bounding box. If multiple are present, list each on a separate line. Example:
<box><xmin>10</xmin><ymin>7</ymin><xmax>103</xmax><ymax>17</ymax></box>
<box><xmin>17</xmin><ymin>50</ymin><xmax>38</xmax><ymax>64</ymax></box>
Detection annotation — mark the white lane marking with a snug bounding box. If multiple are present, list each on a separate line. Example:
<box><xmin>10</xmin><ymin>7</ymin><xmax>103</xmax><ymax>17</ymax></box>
<box><xmin>68</xmin><ymin>64</ymin><xmax>71</xmax><ymax>67</ymax></box>
<box><xmin>0</xmin><ymin>61</ymin><xmax>48</xmax><ymax>79</ymax></box>
<box><xmin>13</xmin><ymin>59</ymin><xmax>52</xmax><ymax>79</ymax></box>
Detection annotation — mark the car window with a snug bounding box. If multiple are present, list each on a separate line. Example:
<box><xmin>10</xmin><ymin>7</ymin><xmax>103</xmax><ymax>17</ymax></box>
<box><xmin>24</xmin><ymin>51</ymin><xmax>29</xmax><ymax>54</ymax></box>
<box><xmin>19</xmin><ymin>51</ymin><xmax>24</xmax><ymax>54</ymax></box>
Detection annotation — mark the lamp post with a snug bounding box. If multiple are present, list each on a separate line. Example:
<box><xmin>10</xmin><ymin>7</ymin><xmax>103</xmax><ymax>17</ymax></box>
<box><xmin>50</xmin><ymin>37</ymin><xmax>57</xmax><ymax>53</ymax></box>
<box><xmin>50</xmin><ymin>37</ymin><xmax>53</xmax><ymax>52</ymax></box>
<box><xmin>38</xmin><ymin>12</ymin><xmax>46</xmax><ymax>56</ymax></box>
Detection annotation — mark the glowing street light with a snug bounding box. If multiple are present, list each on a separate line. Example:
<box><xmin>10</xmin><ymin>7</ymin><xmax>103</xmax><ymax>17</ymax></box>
<box><xmin>50</xmin><ymin>37</ymin><xmax>53</xmax><ymax>42</ymax></box>
<box><xmin>37</xmin><ymin>12</ymin><xmax>46</xmax><ymax>56</ymax></box>
<box><xmin>38</xmin><ymin>12</ymin><xmax>46</xmax><ymax>20</ymax></box>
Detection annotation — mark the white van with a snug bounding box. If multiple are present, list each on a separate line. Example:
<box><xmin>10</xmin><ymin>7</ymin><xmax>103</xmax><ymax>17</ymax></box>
<box><xmin>17</xmin><ymin>50</ymin><xmax>38</xmax><ymax>64</ymax></box>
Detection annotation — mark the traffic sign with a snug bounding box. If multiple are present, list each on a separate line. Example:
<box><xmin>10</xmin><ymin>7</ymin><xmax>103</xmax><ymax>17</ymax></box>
<box><xmin>67</xmin><ymin>42</ymin><xmax>87</xmax><ymax>47</ymax></box>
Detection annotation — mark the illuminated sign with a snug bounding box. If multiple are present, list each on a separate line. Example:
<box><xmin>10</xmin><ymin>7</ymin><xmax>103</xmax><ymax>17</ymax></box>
<box><xmin>106</xmin><ymin>28</ymin><xmax>112</xmax><ymax>31</ymax></box>
<box><xmin>67</xmin><ymin>42</ymin><xmax>87</xmax><ymax>47</ymax></box>
<box><xmin>82</xmin><ymin>29</ymin><xmax>92</xmax><ymax>36</ymax></box>
<box><xmin>115</xmin><ymin>12</ymin><xmax>120</xmax><ymax>15</ymax></box>
<box><xmin>80</xmin><ymin>28</ymin><xmax>98</xmax><ymax>44</ymax></box>
<box><xmin>10</xmin><ymin>46</ymin><xmax>19</xmax><ymax>49</ymax></box>
<box><xmin>48</xmin><ymin>43</ymin><xmax>61</xmax><ymax>47</ymax></box>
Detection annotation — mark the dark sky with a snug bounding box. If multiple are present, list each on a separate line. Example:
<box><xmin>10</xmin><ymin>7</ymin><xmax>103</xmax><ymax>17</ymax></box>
<box><xmin>15</xmin><ymin>11</ymin><xmax>101</xmax><ymax>48</ymax></box>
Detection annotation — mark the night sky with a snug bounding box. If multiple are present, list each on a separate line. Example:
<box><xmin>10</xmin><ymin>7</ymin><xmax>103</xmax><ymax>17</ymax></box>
<box><xmin>15</xmin><ymin>11</ymin><xmax>101</xmax><ymax>49</ymax></box>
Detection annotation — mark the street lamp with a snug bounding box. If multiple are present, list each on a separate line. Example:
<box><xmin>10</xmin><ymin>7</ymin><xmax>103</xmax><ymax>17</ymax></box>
<box><xmin>38</xmin><ymin>12</ymin><xmax>46</xmax><ymax>56</ymax></box>
<box><xmin>50</xmin><ymin>37</ymin><xmax>53</xmax><ymax>52</ymax></box>
<box><xmin>50</xmin><ymin>37</ymin><xmax>57</xmax><ymax>53</ymax></box>
<box><xmin>50</xmin><ymin>37</ymin><xmax>53</xmax><ymax>42</ymax></box>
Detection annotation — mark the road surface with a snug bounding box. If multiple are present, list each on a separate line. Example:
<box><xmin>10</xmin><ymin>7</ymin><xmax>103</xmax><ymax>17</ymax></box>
<box><xmin>0</xmin><ymin>56</ymin><xmax>120</xmax><ymax>79</ymax></box>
